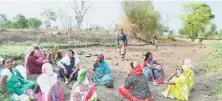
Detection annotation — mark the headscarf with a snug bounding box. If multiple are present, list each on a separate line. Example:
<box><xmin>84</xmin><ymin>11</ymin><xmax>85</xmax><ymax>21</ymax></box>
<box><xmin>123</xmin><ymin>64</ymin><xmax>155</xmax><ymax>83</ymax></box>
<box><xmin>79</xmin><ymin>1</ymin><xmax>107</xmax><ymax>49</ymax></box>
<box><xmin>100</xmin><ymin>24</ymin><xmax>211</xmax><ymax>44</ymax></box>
<box><xmin>54</xmin><ymin>45</ymin><xmax>59</xmax><ymax>53</ymax></box>
<box><xmin>70</xmin><ymin>69</ymin><xmax>97</xmax><ymax>101</ymax></box>
<box><xmin>182</xmin><ymin>65</ymin><xmax>194</xmax><ymax>91</ymax></box>
<box><xmin>98</xmin><ymin>54</ymin><xmax>104</xmax><ymax>60</ymax></box>
<box><xmin>130</xmin><ymin>63</ymin><xmax>143</xmax><ymax>75</ymax></box>
<box><xmin>184</xmin><ymin>59</ymin><xmax>194</xmax><ymax>69</ymax></box>
<box><xmin>37</xmin><ymin>63</ymin><xmax>57</xmax><ymax>100</ymax></box>
<box><xmin>24</xmin><ymin>47</ymin><xmax>34</xmax><ymax>67</ymax></box>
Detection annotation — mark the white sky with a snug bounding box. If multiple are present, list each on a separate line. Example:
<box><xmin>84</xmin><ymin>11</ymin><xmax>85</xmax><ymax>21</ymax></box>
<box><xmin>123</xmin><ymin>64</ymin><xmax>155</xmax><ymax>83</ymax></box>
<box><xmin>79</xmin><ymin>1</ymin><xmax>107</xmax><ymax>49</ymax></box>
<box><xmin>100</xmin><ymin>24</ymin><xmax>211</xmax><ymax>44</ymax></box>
<box><xmin>0</xmin><ymin>0</ymin><xmax>222</xmax><ymax>33</ymax></box>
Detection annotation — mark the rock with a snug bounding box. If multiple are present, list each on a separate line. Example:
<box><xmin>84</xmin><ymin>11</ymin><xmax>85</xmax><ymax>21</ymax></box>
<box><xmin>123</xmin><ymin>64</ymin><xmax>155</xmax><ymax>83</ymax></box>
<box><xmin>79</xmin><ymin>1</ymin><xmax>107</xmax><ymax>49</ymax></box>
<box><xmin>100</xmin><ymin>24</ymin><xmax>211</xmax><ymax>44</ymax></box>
<box><xmin>106</xmin><ymin>58</ymin><xmax>111</xmax><ymax>60</ymax></box>
<box><xmin>78</xmin><ymin>51</ymin><xmax>85</xmax><ymax>55</ymax></box>
<box><xmin>193</xmin><ymin>49</ymin><xmax>196</xmax><ymax>52</ymax></box>
<box><xmin>114</xmin><ymin>62</ymin><xmax>118</xmax><ymax>66</ymax></box>
<box><xmin>85</xmin><ymin>54</ymin><xmax>92</xmax><ymax>57</ymax></box>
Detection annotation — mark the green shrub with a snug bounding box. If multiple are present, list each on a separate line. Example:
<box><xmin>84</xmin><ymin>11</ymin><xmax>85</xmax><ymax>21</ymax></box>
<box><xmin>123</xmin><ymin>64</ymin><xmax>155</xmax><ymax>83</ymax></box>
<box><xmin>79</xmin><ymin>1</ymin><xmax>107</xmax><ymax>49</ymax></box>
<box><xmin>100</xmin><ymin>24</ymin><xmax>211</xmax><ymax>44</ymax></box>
<box><xmin>214</xmin><ymin>82</ymin><xmax>222</xmax><ymax>95</ymax></box>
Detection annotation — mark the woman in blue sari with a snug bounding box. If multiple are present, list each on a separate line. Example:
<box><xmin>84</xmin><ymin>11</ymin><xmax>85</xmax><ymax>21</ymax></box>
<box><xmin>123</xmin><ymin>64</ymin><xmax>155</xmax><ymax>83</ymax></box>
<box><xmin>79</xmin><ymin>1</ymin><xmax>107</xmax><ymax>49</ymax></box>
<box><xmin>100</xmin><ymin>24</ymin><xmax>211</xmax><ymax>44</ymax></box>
<box><xmin>92</xmin><ymin>54</ymin><xmax>113</xmax><ymax>88</ymax></box>
<box><xmin>143</xmin><ymin>52</ymin><xmax>164</xmax><ymax>86</ymax></box>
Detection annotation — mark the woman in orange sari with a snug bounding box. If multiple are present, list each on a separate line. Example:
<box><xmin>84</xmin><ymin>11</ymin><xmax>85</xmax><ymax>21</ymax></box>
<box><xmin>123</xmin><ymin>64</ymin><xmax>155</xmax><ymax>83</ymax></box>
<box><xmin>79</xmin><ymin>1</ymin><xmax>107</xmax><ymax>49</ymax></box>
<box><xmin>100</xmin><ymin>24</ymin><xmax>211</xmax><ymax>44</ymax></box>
<box><xmin>118</xmin><ymin>62</ymin><xmax>153</xmax><ymax>101</ymax></box>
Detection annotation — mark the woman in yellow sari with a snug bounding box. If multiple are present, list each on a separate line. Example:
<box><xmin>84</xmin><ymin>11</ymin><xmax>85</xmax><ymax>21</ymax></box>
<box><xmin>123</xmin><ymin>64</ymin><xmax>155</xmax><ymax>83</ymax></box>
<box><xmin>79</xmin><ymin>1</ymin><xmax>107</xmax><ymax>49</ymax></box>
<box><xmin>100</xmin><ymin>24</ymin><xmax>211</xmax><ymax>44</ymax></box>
<box><xmin>160</xmin><ymin>65</ymin><xmax>194</xmax><ymax>101</ymax></box>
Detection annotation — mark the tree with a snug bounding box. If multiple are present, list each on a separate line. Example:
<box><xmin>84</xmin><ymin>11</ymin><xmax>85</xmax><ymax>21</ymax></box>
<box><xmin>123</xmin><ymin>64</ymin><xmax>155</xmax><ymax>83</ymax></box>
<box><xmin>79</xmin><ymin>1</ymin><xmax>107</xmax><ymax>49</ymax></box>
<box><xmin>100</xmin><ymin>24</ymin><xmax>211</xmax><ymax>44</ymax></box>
<box><xmin>41</xmin><ymin>8</ymin><xmax>57</xmax><ymax>28</ymax></box>
<box><xmin>180</xmin><ymin>3</ymin><xmax>214</xmax><ymax>42</ymax></box>
<box><xmin>121</xmin><ymin>1</ymin><xmax>160</xmax><ymax>42</ymax></box>
<box><xmin>0</xmin><ymin>14</ymin><xmax>7</xmax><ymax>21</ymax></box>
<box><xmin>13</xmin><ymin>14</ymin><xmax>28</xmax><ymax>28</ymax></box>
<box><xmin>57</xmin><ymin>8</ymin><xmax>73</xmax><ymax>30</ymax></box>
<box><xmin>27</xmin><ymin>18</ymin><xmax>42</xmax><ymax>28</ymax></box>
<box><xmin>69</xmin><ymin>0</ymin><xmax>93</xmax><ymax>29</ymax></box>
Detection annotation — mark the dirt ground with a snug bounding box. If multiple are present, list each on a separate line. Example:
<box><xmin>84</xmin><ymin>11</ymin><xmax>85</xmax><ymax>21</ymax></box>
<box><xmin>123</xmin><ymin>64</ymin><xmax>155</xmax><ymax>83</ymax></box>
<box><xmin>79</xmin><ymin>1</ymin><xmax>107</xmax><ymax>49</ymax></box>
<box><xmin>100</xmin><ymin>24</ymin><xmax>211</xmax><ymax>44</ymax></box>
<box><xmin>48</xmin><ymin>44</ymin><xmax>219</xmax><ymax>101</ymax></box>
<box><xmin>1</xmin><ymin>30</ymin><xmax>221</xmax><ymax>101</ymax></box>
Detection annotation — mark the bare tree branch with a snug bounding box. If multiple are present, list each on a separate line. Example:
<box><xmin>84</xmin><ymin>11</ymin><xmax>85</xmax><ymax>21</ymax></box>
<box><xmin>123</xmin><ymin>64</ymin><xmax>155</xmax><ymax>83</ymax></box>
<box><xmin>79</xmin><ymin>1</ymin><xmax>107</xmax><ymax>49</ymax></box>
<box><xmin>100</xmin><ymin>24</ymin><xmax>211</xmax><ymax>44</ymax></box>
<box><xmin>69</xmin><ymin>0</ymin><xmax>94</xmax><ymax>29</ymax></box>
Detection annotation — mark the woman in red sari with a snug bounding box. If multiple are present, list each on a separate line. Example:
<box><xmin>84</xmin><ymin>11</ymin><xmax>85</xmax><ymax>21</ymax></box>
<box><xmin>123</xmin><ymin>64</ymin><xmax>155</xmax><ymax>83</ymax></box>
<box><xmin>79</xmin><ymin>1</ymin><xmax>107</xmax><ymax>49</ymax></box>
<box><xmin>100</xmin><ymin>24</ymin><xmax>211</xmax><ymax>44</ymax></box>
<box><xmin>118</xmin><ymin>62</ymin><xmax>153</xmax><ymax>101</ymax></box>
<box><xmin>27</xmin><ymin>51</ymin><xmax>43</xmax><ymax>74</ymax></box>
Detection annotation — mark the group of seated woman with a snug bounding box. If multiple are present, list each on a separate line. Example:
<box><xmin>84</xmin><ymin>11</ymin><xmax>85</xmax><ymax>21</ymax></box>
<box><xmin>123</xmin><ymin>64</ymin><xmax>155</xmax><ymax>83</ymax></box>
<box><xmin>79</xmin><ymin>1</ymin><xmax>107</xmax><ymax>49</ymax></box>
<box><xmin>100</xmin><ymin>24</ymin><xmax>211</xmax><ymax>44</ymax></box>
<box><xmin>0</xmin><ymin>58</ymin><xmax>98</xmax><ymax>101</ymax></box>
<box><xmin>118</xmin><ymin>52</ymin><xmax>194</xmax><ymax>101</ymax></box>
<box><xmin>0</xmin><ymin>58</ymin><xmax>64</xmax><ymax>100</ymax></box>
<box><xmin>0</xmin><ymin>45</ymin><xmax>194</xmax><ymax>101</ymax></box>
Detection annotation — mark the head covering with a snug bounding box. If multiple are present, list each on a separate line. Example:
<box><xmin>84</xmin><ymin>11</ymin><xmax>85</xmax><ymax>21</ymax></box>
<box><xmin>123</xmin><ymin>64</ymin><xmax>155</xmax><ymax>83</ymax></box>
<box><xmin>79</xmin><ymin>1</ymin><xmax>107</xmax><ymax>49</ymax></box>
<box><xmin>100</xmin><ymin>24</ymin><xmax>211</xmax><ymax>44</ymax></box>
<box><xmin>130</xmin><ymin>63</ymin><xmax>143</xmax><ymax>75</ymax></box>
<box><xmin>37</xmin><ymin>63</ymin><xmax>57</xmax><ymax>99</ymax></box>
<box><xmin>98</xmin><ymin>54</ymin><xmax>104</xmax><ymax>60</ymax></box>
<box><xmin>183</xmin><ymin>59</ymin><xmax>194</xmax><ymax>69</ymax></box>
<box><xmin>0</xmin><ymin>57</ymin><xmax>4</xmax><ymax>64</ymax></box>
<box><xmin>42</xmin><ymin>63</ymin><xmax>54</xmax><ymax>76</ymax></box>
<box><xmin>32</xmin><ymin>44</ymin><xmax>38</xmax><ymax>47</ymax></box>
<box><xmin>24</xmin><ymin>47</ymin><xmax>34</xmax><ymax>66</ymax></box>
<box><xmin>54</xmin><ymin>45</ymin><xmax>59</xmax><ymax>52</ymax></box>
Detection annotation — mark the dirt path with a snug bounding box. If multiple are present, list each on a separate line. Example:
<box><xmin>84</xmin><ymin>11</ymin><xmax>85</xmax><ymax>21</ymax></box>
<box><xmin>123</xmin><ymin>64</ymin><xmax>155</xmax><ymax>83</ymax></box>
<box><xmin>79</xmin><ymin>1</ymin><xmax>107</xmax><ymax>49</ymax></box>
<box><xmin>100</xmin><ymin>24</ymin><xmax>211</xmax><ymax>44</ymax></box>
<box><xmin>27</xmin><ymin>44</ymin><xmax>219</xmax><ymax>101</ymax></box>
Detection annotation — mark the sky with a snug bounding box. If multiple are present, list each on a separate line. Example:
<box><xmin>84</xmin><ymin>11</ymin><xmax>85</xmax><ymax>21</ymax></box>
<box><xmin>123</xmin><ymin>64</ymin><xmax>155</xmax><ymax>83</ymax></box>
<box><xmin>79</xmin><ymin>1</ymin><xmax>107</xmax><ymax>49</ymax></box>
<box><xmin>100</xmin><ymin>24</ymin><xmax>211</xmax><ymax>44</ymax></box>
<box><xmin>0</xmin><ymin>0</ymin><xmax>222</xmax><ymax>33</ymax></box>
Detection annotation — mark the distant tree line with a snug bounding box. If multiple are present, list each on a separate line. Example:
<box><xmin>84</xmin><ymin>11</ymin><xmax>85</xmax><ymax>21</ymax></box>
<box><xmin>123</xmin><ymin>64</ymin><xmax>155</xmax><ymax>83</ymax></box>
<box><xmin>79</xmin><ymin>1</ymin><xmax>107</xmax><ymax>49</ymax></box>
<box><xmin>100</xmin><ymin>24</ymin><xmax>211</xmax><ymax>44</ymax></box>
<box><xmin>0</xmin><ymin>14</ymin><xmax>41</xmax><ymax>29</ymax></box>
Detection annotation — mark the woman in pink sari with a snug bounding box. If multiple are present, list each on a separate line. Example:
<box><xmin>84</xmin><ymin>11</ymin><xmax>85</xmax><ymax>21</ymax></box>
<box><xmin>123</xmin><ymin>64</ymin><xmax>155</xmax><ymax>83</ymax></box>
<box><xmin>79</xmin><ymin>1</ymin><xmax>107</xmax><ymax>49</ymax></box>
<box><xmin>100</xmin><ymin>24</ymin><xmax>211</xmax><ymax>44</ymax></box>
<box><xmin>34</xmin><ymin>63</ymin><xmax>64</xmax><ymax>101</ymax></box>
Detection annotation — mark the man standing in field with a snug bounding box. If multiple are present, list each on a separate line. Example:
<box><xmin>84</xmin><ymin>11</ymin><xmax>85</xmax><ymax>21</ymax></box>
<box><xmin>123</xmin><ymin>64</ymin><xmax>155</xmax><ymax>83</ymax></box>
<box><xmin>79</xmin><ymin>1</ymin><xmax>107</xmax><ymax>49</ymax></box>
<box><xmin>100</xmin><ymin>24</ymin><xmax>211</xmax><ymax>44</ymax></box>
<box><xmin>117</xmin><ymin>29</ymin><xmax>128</xmax><ymax>59</ymax></box>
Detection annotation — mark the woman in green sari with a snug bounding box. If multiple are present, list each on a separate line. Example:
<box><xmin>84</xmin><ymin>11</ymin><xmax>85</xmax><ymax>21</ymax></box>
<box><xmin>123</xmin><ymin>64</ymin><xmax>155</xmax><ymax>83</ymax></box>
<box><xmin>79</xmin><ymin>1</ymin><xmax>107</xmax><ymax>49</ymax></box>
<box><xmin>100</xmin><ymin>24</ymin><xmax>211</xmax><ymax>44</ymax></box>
<box><xmin>0</xmin><ymin>58</ymin><xmax>36</xmax><ymax>98</ymax></box>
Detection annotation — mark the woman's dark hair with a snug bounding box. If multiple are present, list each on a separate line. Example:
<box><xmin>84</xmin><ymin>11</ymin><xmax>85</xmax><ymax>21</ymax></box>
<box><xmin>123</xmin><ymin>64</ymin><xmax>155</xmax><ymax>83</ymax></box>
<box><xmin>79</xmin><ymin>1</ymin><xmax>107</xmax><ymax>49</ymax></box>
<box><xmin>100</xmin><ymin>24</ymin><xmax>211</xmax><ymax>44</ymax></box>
<box><xmin>154</xmin><ymin>35</ymin><xmax>157</xmax><ymax>40</ymax></box>
<box><xmin>57</xmin><ymin>52</ymin><xmax>62</xmax><ymax>59</ymax></box>
<box><xmin>30</xmin><ymin>51</ymin><xmax>35</xmax><ymax>56</ymax></box>
<box><xmin>2</xmin><ymin>58</ymin><xmax>6</xmax><ymax>65</ymax></box>
<box><xmin>144</xmin><ymin>52</ymin><xmax>152</xmax><ymax>62</ymax></box>
<box><xmin>2</xmin><ymin>58</ymin><xmax>13</xmax><ymax>65</ymax></box>
<box><xmin>130</xmin><ymin>62</ymin><xmax>134</xmax><ymax>69</ymax></box>
<box><xmin>68</xmin><ymin>49</ymin><xmax>74</xmax><ymax>55</ymax></box>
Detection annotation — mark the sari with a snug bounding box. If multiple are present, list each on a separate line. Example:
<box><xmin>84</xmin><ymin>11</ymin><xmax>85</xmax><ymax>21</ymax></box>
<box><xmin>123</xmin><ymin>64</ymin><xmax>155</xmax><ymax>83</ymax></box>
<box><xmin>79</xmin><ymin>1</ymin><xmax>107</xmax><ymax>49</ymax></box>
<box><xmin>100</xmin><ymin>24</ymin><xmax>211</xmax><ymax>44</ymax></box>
<box><xmin>182</xmin><ymin>65</ymin><xmax>194</xmax><ymax>92</ymax></box>
<box><xmin>118</xmin><ymin>63</ymin><xmax>153</xmax><ymax>101</ymax></box>
<box><xmin>70</xmin><ymin>69</ymin><xmax>97</xmax><ymax>101</ymax></box>
<box><xmin>27</xmin><ymin>55</ymin><xmax>43</xmax><ymax>74</ymax></box>
<box><xmin>34</xmin><ymin>49</ymin><xmax>45</xmax><ymax>64</ymax></box>
<box><xmin>118</xmin><ymin>40</ymin><xmax>126</xmax><ymax>58</ymax></box>
<box><xmin>93</xmin><ymin>60</ymin><xmax>113</xmax><ymax>85</ymax></box>
<box><xmin>0</xmin><ymin>68</ymin><xmax>36</xmax><ymax>95</ymax></box>
<box><xmin>161</xmin><ymin>66</ymin><xmax>194</xmax><ymax>101</ymax></box>
<box><xmin>143</xmin><ymin>60</ymin><xmax>164</xmax><ymax>82</ymax></box>
<box><xmin>161</xmin><ymin>75</ymin><xmax>189</xmax><ymax>101</ymax></box>
<box><xmin>36</xmin><ymin>63</ymin><xmax>64</xmax><ymax>101</ymax></box>
<box><xmin>117</xmin><ymin>34</ymin><xmax>127</xmax><ymax>58</ymax></box>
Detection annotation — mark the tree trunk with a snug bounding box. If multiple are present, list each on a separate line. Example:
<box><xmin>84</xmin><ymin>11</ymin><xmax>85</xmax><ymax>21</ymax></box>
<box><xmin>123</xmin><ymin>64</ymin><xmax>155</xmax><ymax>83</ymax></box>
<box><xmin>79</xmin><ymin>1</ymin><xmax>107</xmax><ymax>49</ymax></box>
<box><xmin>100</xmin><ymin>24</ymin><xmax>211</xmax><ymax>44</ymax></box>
<box><xmin>199</xmin><ymin>38</ymin><xmax>203</xmax><ymax>44</ymax></box>
<box><xmin>191</xmin><ymin>38</ymin><xmax>195</xmax><ymax>42</ymax></box>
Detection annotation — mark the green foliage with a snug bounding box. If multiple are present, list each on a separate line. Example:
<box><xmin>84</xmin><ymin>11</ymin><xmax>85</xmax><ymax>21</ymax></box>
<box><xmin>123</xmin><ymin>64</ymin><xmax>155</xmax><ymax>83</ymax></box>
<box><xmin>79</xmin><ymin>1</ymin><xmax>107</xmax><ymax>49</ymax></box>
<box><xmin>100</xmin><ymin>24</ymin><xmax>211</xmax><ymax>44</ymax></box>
<box><xmin>214</xmin><ymin>82</ymin><xmax>222</xmax><ymax>95</ymax></box>
<box><xmin>121</xmin><ymin>1</ymin><xmax>160</xmax><ymax>39</ymax></box>
<box><xmin>201</xmin><ymin>42</ymin><xmax>222</xmax><ymax>73</ymax></box>
<box><xmin>0</xmin><ymin>46</ymin><xmax>27</xmax><ymax>60</ymax></box>
<box><xmin>0</xmin><ymin>14</ymin><xmax>41</xmax><ymax>29</ymax></box>
<box><xmin>168</xmin><ymin>30</ymin><xmax>176</xmax><ymax>41</ymax></box>
<box><xmin>27</xmin><ymin>18</ymin><xmax>42</xmax><ymax>28</ymax></box>
<box><xmin>156</xmin><ymin>25</ymin><xmax>168</xmax><ymax>36</ymax></box>
<box><xmin>180</xmin><ymin>2</ymin><xmax>214</xmax><ymax>41</ymax></box>
<box><xmin>13</xmin><ymin>14</ymin><xmax>28</xmax><ymax>28</ymax></box>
